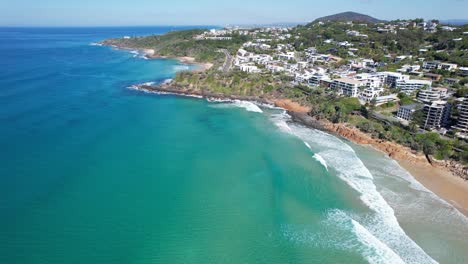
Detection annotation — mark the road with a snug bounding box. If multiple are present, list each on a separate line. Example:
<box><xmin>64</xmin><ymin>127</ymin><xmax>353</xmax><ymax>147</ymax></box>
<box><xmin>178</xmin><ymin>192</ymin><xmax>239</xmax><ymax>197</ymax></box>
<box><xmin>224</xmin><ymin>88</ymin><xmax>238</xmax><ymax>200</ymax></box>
<box><xmin>220</xmin><ymin>49</ymin><xmax>233</xmax><ymax>72</ymax></box>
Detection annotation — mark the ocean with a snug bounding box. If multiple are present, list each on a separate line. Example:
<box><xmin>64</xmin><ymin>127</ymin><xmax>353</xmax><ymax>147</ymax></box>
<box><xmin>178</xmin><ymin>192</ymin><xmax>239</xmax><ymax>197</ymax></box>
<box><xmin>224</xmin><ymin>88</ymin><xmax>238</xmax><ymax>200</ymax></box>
<box><xmin>0</xmin><ymin>27</ymin><xmax>467</xmax><ymax>264</ymax></box>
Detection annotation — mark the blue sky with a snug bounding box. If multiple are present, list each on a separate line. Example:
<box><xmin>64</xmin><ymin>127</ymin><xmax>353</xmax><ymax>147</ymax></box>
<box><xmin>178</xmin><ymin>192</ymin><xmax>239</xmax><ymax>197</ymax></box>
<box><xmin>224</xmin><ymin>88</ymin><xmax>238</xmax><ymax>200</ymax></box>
<box><xmin>1</xmin><ymin>0</ymin><xmax>467</xmax><ymax>26</ymax></box>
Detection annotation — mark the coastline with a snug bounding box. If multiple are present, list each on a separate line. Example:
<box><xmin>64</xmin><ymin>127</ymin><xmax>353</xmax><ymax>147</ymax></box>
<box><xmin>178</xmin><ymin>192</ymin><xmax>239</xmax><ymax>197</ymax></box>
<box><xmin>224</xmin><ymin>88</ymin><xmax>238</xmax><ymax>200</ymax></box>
<box><xmin>102</xmin><ymin>43</ymin><xmax>214</xmax><ymax>71</ymax></box>
<box><xmin>147</xmin><ymin>54</ymin><xmax>214</xmax><ymax>71</ymax></box>
<box><xmin>132</xmin><ymin>82</ymin><xmax>468</xmax><ymax>217</ymax></box>
<box><xmin>289</xmin><ymin>111</ymin><xmax>468</xmax><ymax>218</ymax></box>
<box><xmin>398</xmin><ymin>160</ymin><xmax>468</xmax><ymax>217</ymax></box>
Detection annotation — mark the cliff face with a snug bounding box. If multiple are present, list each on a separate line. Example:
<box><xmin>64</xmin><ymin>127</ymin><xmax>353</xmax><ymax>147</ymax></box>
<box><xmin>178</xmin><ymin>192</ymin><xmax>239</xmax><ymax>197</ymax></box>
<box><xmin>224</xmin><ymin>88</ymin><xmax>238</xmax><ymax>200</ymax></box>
<box><xmin>322</xmin><ymin>122</ymin><xmax>468</xmax><ymax>180</ymax></box>
<box><xmin>323</xmin><ymin>122</ymin><xmax>426</xmax><ymax>162</ymax></box>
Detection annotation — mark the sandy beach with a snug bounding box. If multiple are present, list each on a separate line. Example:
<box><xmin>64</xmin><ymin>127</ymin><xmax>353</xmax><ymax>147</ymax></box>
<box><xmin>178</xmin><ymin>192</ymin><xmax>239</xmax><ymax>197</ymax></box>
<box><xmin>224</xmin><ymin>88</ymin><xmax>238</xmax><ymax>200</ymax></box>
<box><xmin>398</xmin><ymin>160</ymin><xmax>468</xmax><ymax>217</ymax></box>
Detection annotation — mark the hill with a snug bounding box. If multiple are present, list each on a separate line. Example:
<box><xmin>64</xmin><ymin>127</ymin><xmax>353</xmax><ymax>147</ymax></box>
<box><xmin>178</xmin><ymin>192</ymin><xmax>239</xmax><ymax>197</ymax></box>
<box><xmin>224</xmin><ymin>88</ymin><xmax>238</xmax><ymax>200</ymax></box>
<box><xmin>441</xmin><ymin>19</ymin><xmax>468</xmax><ymax>26</ymax></box>
<box><xmin>312</xmin><ymin>11</ymin><xmax>384</xmax><ymax>24</ymax></box>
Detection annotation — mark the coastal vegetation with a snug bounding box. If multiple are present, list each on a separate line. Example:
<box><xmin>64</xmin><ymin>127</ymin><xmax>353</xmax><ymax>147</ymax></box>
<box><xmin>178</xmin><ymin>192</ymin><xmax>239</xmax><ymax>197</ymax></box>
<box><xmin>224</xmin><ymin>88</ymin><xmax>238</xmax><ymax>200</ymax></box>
<box><xmin>102</xmin><ymin>29</ymin><xmax>250</xmax><ymax>64</ymax></box>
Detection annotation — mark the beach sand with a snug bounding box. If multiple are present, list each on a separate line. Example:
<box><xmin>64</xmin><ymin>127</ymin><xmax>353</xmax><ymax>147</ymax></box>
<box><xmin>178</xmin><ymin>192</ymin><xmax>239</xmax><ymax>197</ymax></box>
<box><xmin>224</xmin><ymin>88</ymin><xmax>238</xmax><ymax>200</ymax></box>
<box><xmin>398</xmin><ymin>160</ymin><xmax>468</xmax><ymax>217</ymax></box>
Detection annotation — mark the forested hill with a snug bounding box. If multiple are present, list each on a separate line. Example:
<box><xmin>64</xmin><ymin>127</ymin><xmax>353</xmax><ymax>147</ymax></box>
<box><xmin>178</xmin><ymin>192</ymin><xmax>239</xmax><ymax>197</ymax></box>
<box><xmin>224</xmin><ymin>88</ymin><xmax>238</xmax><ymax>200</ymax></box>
<box><xmin>100</xmin><ymin>29</ymin><xmax>248</xmax><ymax>63</ymax></box>
<box><xmin>312</xmin><ymin>12</ymin><xmax>384</xmax><ymax>24</ymax></box>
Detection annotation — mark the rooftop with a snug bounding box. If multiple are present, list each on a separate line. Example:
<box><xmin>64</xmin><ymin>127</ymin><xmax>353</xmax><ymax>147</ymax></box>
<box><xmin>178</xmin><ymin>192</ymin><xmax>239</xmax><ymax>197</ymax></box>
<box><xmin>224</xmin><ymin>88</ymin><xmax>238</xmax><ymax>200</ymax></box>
<box><xmin>334</xmin><ymin>78</ymin><xmax>363</xmax><ymax>85</ymax></box>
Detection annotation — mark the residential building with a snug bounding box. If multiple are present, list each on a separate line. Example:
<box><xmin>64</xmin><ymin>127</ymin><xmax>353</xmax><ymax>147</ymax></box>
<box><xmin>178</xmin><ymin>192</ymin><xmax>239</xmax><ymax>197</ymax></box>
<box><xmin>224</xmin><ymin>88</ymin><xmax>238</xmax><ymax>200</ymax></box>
<box><xmin>423</xmin><ymin>61</ymin><xmax>440</xmax><ymax>70</ymax></box>
<box><xmin>381</xmin><ymin>72</ymin><xmax>409</xmax><ymax>88</ymax></box>
<box><xmin>355</xmin><ymin>73</ymin><xmax>383</xmax><ymax>88</ymax></box>
<box><xmin>453</xmin><ymin>99</ymin><xmax>468</xmax><ymax>138</ymax></box>
<box><xmin>360</xmin><ymin>87</ymin><xmax>384</xmax><ymax>102</ymax></box>
<box><xmin>375</xmin><ymin>94</ymin><xmax>399</xmax><ymax>106</ymax></box>
<box><xmin>397</xmin><ymin>79</ymin><xmax>432</xmax><ymax>95</ymax></box>
<box><xmin>424</xmin><ymin>73</ymin><xmax>442</xmax><ymax>81</ymax></box>
<box><xmin>266</xmin><ymin>64</ymin><xmax>284</xmax><ymax>73</ymax></box>
<box><xmin>397</xmin><ymin>104</ymin><xmax>419</xmax><ymax>121</ymax></box>
<box><xmin>278</xmin><ymin>52</ymin><xmax>295</xmax><ymax>61</ymax></box>
<box><xmin>417</xmin><ymin>88</ymin><xmax>446</xmax><ymax>103</ymax></box>
<box><xmin>439</xmin><ymin>63</ymin><xmax>458</xmax><ymax>71</ymax></box>
<box><xmin>308</xmin><ymin>73</ymin><xmax>330</xmax><ymax>87</ymax></box>
<box><xmin>422</xmin><ymin>100</ymin><xmax>451</xmax><ymax>129</ymax></box>
<box><xmin>331</xmin><ymin>78</ymin><xmax>364</xmax><ymax>97</ymax></box>
<box><xmin>239</xmin><ymin>64</ymin><xmax>260</xmax><ymax>73</ymax></box>
<box><xmin>295</xmin><ymin>72</ymin><xmax>314</xmax><ymax>83</ymax></box>
<box><xmin>460</xmin><ymin>67</ymin><xmax>468</xmax><ymax>77</ymax></box>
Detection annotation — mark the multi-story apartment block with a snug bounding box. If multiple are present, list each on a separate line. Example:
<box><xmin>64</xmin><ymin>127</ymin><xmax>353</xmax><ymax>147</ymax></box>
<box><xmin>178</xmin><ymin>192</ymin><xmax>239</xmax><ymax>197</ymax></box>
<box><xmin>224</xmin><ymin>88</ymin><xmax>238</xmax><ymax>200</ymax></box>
<box><xmin>422</xmin><ymin>100</ymin><xmax>451</xmax><ymax>129</ymax></box>
<box><xmin>453</xmin><ymin>99</ymin><xmax>468</xmax><ymax>138</ymax></box>
<box><xmin>397</xmin><ymin>79</ymin><xmax>432</xmax><ymax>95</ymax></box>
<box><xmin>331</xmin><ymin>78</ymin><xmax>364</xmax><ymax>97</ymax></box>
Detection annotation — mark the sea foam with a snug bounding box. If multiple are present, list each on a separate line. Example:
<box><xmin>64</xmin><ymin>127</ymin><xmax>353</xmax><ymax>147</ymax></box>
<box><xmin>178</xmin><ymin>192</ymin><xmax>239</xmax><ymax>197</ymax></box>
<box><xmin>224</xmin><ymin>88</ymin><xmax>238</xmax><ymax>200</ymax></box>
<box><xmin>270</xmin><ymin>113</ymin><xmax>437</xmax><ymax>264</ymax></box>
<box><xmin>210</xmin><ymin>100</ymin><xmax>263</xmax><ymax>113</ymax></box>
<box><xmin>313</xmin><ymin>153</ymin><xmax>328</xmax><ymax>171</ymax></box>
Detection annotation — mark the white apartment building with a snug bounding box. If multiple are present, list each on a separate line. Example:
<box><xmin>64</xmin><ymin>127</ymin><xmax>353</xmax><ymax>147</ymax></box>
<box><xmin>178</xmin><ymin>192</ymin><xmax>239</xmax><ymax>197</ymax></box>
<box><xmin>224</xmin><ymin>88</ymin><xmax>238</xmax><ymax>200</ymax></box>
<box><xmin>355</xmin><ymin>73</ymin><xmax>383</xmax><ymax>88</ymax></box>
<box><xmin>453</xmin><ymin>99</ymin><xmax>468</xmax><ymax>138</ymax></box>
<box><xmin>380</xmin><ymin>72</ymin><xmax>410</xmax><ymax>88</ymax></box>
<box><xmin>422</xmin><ymin>100</ymin><xmax>451</xmax><ymax>129</ymax></box>
<box><xmin>439</xmin><ymin>63</ymin><xmax>458</xmax><ymax>71</ymax></box>
<box><xmin>398</xmin><ymin>65</ymin><xmax>421</xmax><ymax>73</ymax></box>
<box><xmin>396</xmin><ymin>79</ymin><xmax>432</xmax><ymax>95</ymax></box>
<box><xmin>331</xmin><ymin>78</ymin><xmax>364</xmax><ymax>97</ymax></box>
<box><xmin>239</xmin><ymin>64</ymin><xmax>260</xmax><ymax>73</ymax></box>
<box><xmin>266</xmin><ymin>65</ymin><xmax>285</xmax><ymax>73</ymax></box>
<box><xmin>460</xmin><ymin>67</ymin><xmax>468</xmax><ymax>76</ymax></box>
<box><xmin>295</xmin><ymin>72</ymin><xmax>315</xmax><ymax>83</ymax></box>
<box><xmin>278</xmin><ymin>52</ymin><xmax>295</xmax><ymax>61</ymax></box>
<box><xmin>360</xmin><ymin>87</ymin><xmax>384</xmax><ymax>102</ymax></box>
<box><xmin>308</xmin><ymin>73</ymin><xmax>330</xmax><ymax>87</ymax></box>
<box><xmin>417</xmin><ymin>88</ymin><xmax>448</xmax><ymax>103</ymax></box>
<box><xmin>251</xmin><ymin>54</ymin><xmax>273</xmax><ymax>65</ymax></box>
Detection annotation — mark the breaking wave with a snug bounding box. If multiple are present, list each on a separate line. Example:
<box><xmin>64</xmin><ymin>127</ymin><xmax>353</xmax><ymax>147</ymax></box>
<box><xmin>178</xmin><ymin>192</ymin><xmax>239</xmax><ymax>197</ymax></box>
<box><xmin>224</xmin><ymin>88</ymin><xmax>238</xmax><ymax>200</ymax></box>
<box><xmin>313</xmin><ymin>153</ymin><xmax>328</xmax><ymax>171</ymax></box>
<box><xmin>210</xmin><ymin>100</ymin><xmax>263</xmax><ymax>113</ymax></box>
<box><xmin>269</xmin><ymin>112</ymin><xmax>437</xmax><ymax>264</ymax></box>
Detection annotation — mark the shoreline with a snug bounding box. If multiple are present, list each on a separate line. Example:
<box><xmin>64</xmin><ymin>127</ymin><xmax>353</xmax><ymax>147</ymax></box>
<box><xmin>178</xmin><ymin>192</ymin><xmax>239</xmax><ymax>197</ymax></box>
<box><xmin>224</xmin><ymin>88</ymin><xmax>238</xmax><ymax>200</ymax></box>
<box><xmin>289</xmin><ymin>111</ymin><xmax>468</xmax><ymax>218</ymax></box>
<box><xmin>132</xmin><ymin>83</ymin><xmax>468</xmax><ymax>217</ymax></box>
<box><xmin>101</xmin><ymin>43</ymin><xmax>213</xmax><ymax>71</ymax></box>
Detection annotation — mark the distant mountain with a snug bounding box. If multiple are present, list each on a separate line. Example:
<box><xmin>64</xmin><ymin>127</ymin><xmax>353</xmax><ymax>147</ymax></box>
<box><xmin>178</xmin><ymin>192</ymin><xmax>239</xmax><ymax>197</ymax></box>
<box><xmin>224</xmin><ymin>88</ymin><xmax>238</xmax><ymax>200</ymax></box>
<box><xmin>312</xmin><ymin>12</ymin><xmax>384</xmax><ymax>24</ymax></box>
<box><xmin>440</xmin><ymin>19</ymin><xmax>468</xmax><ymax>26</ymax></box>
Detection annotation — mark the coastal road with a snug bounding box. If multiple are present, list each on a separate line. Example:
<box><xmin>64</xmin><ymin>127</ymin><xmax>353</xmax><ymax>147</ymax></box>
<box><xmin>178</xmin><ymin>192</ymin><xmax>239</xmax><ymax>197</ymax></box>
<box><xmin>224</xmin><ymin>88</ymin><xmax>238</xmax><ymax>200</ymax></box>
<box><xmin>220</xmin><ymin>49</ymin><xmax>233</xmax><ymax>72</ymax></box>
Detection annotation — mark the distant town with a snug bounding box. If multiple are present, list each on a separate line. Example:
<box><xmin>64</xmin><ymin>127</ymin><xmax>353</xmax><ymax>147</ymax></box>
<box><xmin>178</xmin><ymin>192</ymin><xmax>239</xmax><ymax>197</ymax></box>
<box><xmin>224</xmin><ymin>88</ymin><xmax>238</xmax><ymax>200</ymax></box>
<box><xmin>196</xmin><ymin>21</ymin><xmax>468</xmax><ymax>139</ymax></box>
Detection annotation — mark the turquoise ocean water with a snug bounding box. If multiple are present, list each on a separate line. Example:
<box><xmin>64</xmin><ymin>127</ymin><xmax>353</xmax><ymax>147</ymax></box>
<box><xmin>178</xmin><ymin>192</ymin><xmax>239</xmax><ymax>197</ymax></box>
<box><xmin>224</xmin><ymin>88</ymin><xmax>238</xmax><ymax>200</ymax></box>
<box><xmin>0</xmin><ymin>27</ymin><xmax>467</xmax><ymax>263</ymax></box>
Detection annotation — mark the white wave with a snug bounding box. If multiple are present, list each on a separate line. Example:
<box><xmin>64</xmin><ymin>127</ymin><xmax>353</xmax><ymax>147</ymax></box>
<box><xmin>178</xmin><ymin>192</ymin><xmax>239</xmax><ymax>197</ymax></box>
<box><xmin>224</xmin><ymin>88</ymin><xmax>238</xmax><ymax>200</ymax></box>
<box><xmin>313</xmin><ymin>153</ymin><xmax>328</xmax><ymax>171</ymax></box>
<box><xmin>270</xmin><ymin>113</ymin><xmax>437</xmax><ymax>264</ymax></box>
<box><xmin>211</xmin><ymin>100</ymin><xmax>263</xmax><ymax>113</ymax></box>
<box><xmin>89</xmin><ymin>42</ymin><xmax>103</xmax><ymax>46</ymax></box>
<box><xmin>270</xmin><ymin>111</ymin><xmax>293</xmax><ymax>133</ymax></box>
<box><xmin>206</xmin><ymin>97</ymin><xmax>233</xmax><ymax>103</ymax></box>
<box><xmin>233</xmin><ymin>100</ymin><xmax>264</xmax><ymax>113</ymax></box>
<box><xmin>327</xmin><ymin>210</ymin><xmax>405</xmax><ymax>264</ymax></box>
